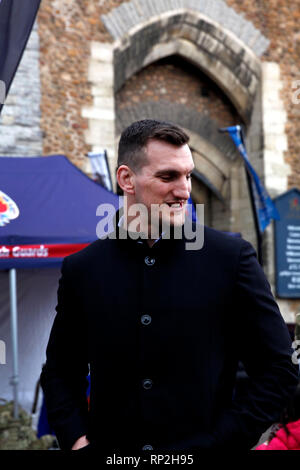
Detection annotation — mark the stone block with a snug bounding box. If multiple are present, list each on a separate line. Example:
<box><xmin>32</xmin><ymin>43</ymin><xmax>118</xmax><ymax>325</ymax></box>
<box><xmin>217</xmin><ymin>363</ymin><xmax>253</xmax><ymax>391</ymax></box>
<box><xmin>239</xmin><ymin>21</ymin><xmax>257</xmax><ymax>45</ymax></box>
<box><xmin>178</xmin><ymin>22</ymin><xmax>200</xmax><ymax>42</ymax></box>
<box><xmin>264</xmin><ymin>161</ymin><xmax>291</xmax><ymax>178</ymax></box>
<box><xmin>222</xmin><ymin>6</ymin><xmax>240</xmax><ymax>33</ymax></box>
<box><xmin>265</xmin><ymin>174</ymin><xmax>288</xmax><ymax>193</ymax></box>
<box><xmin>247</xmin><ymin>76</ymin><xmax>259</xmax><ymax>97</ymax></box>
<box><xmin>264</xmin><ymin>135</ymin><xmax>288</xmax><ymax>153</ymax></box>
<box><xmin>209</xmin><ymin>0</ymin><xmax>227</xmax><ymax>25</ymax></box>
<box><xmin>91</xmin><ymin>42</ymin><xmax>114</xmax><ymax>63</ymax></box>
<box><xmin>133</xmin><ymin>0</ymin><xmax>146</xmax><ymax>22</ymax></box>
<box><xmin>88</xmin><ymin>62</ymin><xmax>114</xmax><ymax>83</ymax></box>
<box><xmin>94</xmin><ymin>96</ymin><xmax>115</xmax><ymax>109</ymax></box>
<box><xmin>14</xmin><ymin>114</ymin><xmax>40</xmax><ymax>127</ymax></box>
<box><xmin>131</xmin><ymin>0</ymin><xmax>149</xmax><ymax>21</ymax></box>
<box><xmin>101</xmin><ymin>13</ymin><xmax>120</xmax><ymax>40</ymax></box>
<box><xmin>82</xmin><ymin>107</ymin><xmax>115</xmax><ymax>121</ymax></box>
<box><xmin>262</xmin><ymin>62</ymin><xmax>281</xmax><ymax>81</ymax></box>
<box><xmin>172</xmin><ymin>0</ymin><xmax>184</xmax><ymax>9</ymax></box>
<box><xmin>162</xmin><ymin>0</ymin><xmax>173</xmax><ymax>14</ymax></box>
<box><xmin>1</xmin><ymin>105</ymin><xmax>19</xmax><ymax>116</ymax></box>
<box><xmin>263</xmin><ymin>109</ymin><xmax>287</xmax><ymax>130</ymax></box>
<box><xmin>263</xmin><ymin>91</ymin><xmax>286</xmax><ymax>112</ymax></box>
<box><xmin>142</xmin><ymin>40</ymin><xmax>177</xmax><ymax>68</ymax></box>
<box><xmin>143</xmin><ymin>0</ymin><xmax>156</xmax><ymax>17</ymax></box>
<box><xmin>0</xmin><ymin>114</ymin><xmax>15</xmax><ymax>125</ymax></box>
<box><xmin>85</xmin><ymin>120</ymin><xmax>115</xmax><ymax>145</ymax></box>
<box><xmin>149</xmin><ymin>0</ymin><xmax>164</xmax><ymax>15</ymax></box>
<box><xmin>196</xmin><ymin>30</ymin><xmax>219</xmax><ymax>55</ymax></box>
<box><xmin>91</xmin><ymin>85</ymin><xmax>114</xmax><ymax>97</ymax></box>
<box><xmin>112</xmin><ymin>6</ymin><xmax>128</xmax><ymax>37</ymax></box>
<box><xmin>234</xmin><ymin>62</ymin><xmax>253</xmax><ymax>88</ymax></box>
<box><xmin>227</xmin><ymin>7</ymin><xmax>244</xmax><ymax>37</ymax></box>
<box><xmin>108</xmin><ymin>12</ymin><xmax>124</xmax><ymax>39</ymax></box>
<box><xmin>118</xmin><ymin>3</ymin><xmax>136</xmax><ymax>30</ymax></box>
<box><xmin>0</xmin><ymin>133</ymin><xmax>16</xmax><ymax>147</ymax></box>
<box><xmin>16</xmin><ymin>127</ymin><xmax>43</xmax><ymax>141</ymax></box>
<box><xmin>253</xmin><ymin>36</ymin><xmax>270</xmax><ymax>57</ymax></box>
<box><xmin>11</xmin><ymin>144</ymin><xmax>42</xmax><ymax>156</ymax></box>
<box><xmin>193</xmin><ymin>0</ymin><xmax>209</xmax><ymax>15</ymax></box>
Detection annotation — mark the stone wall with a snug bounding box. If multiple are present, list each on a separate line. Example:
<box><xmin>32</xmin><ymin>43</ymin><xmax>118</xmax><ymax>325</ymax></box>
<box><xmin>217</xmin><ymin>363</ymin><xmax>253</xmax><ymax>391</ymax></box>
<box><xmin>35</xmin><ymin>0</ymin><xmax>267</xmax><ymax>171</ymax></box>
<box><xmin>116</xmin><ymin>55</ymin><xmax>241</xmax><ymax>127</ymax></box>
<box><xmin>227</xmin><ymin>0</ymin><xmax>300</xmax><ymax>190</ymax></box>
<box><xmin>9</xmin><ymin>0</ymin><xmax>295</xmax><ymax>188</ymax></box>
<box><xmin>37</xmin><ymin>0</ymin><xmax>127</xmax><ymax>168</ymax></box>
<box><xmin>0</xmin><ymin>23</ymin><xmax>42</xmax><ymax>157</ymax></box>
<box><xmin>110</xmin><ymin>9</ymin><xmax>262</xmax><ymax>123</ymax></box>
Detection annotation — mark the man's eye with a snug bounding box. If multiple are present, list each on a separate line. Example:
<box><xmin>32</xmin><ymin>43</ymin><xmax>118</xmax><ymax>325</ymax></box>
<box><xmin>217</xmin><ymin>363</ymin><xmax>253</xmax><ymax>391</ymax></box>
<box><xmin>160</xmin><ymin>176</ymin><xmax>172</xmax><ymax>181</ymax></box>
<box><xmin>187</xmin><ymin>174</ymin><xmax>192</xmax><ymax>179</ymax></box>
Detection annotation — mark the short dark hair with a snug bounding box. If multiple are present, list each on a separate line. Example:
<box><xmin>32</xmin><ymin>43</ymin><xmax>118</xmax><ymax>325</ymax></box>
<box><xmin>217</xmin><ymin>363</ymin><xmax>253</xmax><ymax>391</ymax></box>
<box><xmin>117</xmin><ymin>119</ymin><xmax>190</xmax><ymax>172</ymax></box>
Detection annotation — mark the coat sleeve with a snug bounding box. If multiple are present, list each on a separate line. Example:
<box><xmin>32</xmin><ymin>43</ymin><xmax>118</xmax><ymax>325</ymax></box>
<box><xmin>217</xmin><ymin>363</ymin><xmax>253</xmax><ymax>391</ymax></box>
<box><xmin>40</xmin><ymin>256</ymin><xmax>89</xmax><ymax>450</ymax></box>
<box><xmin>256</xmin><ymin>437</ymin><xmax>288</xmax><ymax>450</ymax></box>
<box><xmin>210</xmin><ymin>240</ymin><xmax>299</xmax><ymax>449</ymax></box>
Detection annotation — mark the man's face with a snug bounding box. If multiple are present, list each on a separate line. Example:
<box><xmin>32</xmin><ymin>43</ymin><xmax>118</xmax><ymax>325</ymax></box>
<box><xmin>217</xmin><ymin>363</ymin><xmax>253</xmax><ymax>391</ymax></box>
<box><xmin>131</xmin><ymin>139</ymin><xmax>194</xmax><ymax>231</ymax></box>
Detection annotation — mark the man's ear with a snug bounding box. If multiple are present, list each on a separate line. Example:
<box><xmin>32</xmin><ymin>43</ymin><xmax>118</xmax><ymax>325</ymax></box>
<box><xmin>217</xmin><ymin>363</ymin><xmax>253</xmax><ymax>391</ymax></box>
<box><xmin>117</xmin><ymin>165</ymin><xmax>135</xmax><ymax>195</ymax></box>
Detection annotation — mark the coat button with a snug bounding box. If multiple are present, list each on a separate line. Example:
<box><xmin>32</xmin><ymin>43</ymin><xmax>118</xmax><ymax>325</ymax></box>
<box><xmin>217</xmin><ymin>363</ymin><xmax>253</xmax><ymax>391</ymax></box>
<box><xmin>145</xmin><ymin>256</ymin><xmax>155</xmax><ymax>266</ymax></box>
<box><xmin>141</xmin><ymin>314</ymin><xmax>152</xmax><ymax>325</ymax></box>
<box><xmin>142</xmin><ymin>378</ymin><xmax>153</xmax><ymax>390</ymax></box>
<box><xmin>142</xmin><ymin>444</ymin><xmax>153</xmax><ymax>451</ymax></box>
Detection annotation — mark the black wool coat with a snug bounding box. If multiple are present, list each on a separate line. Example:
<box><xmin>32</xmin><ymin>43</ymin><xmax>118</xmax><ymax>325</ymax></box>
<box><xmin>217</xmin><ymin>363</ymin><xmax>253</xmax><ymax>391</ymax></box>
<box><xmin>40</xmin><ymin>222</ymin><xmax>299</xmax><ymax>451</ymax></box>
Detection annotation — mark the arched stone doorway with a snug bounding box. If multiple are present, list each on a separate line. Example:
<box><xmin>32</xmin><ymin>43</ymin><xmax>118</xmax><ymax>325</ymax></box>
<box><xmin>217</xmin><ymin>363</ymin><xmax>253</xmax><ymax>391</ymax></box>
<box><xmin>115</xmin><ymin>53</ymin><xmax>242</xmax><ymax>233</ymax></box>
<box><xmin>82</xmin><ymin>1</ymin><xmax>268</xmax><ymax>248</ymax></box>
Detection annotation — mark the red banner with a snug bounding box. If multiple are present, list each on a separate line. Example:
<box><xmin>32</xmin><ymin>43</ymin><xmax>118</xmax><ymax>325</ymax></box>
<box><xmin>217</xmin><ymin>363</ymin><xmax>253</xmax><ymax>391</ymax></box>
<box><xmin>0</xmin><ymin>243</ymin><xmax>89</xmax><ymax>259</ymax></box>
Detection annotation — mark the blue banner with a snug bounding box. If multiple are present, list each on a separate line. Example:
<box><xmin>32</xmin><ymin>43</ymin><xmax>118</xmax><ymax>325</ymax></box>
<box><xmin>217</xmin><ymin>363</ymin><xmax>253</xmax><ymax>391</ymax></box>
<box><xmin>224</xmin><ymin>125</ymin><xmax>280</xmax><ymax>232</ymax></box>
<box><xmin>0</xmin><ymin>0</ymin><xmax>41</xmax><ymax>113</ymax></box>
<box><xmin>187</xmin><ymin>196</ymin><xmax>197</xmax><ymax>223</ymax></box>
<box><xmin>273</xmin><ymin>188</ymin><xmax>300</xmax><ymax>298</ymax></box>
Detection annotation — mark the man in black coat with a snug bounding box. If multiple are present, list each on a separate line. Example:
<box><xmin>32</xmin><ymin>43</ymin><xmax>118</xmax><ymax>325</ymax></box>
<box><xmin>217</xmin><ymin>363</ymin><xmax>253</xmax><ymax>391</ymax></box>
<box><xmin>40</xmin><ymin>119</ymin><xmax>299</xmax><ymax>452</ymax></box>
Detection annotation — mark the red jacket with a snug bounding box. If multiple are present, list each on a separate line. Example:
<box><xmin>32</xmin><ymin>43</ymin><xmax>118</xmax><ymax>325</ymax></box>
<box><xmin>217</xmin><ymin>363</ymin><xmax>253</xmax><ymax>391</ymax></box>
<box><xmin>256</xmin><ymin>419</ymin><xmax>300</xmax><ymax>450</ymax></box>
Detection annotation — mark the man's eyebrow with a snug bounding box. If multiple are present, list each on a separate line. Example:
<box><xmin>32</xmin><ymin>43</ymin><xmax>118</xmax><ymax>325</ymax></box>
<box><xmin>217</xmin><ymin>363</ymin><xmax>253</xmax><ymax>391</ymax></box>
<box><xmin>154</xmin><ymin>169</ymin><xmax>179</xmax><ymax>176</ymax></box>
<box><xmin>154</xmin><ymin>167</ymin><xmax>194</xmax><ymax>176</ymax></box>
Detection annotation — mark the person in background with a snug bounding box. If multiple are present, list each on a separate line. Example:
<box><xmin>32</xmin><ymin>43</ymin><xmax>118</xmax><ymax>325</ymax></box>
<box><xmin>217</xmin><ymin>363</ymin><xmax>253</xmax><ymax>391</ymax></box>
<box><xmin>256</xmin><ymin>382</ymin><xmax>300</xmax><ymax>450</ymax></box>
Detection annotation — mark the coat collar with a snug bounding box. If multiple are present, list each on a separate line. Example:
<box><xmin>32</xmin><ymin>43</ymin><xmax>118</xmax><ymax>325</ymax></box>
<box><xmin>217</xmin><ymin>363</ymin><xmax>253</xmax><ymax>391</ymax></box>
<box><xmin>108</xmin><ymin>208</ymin><xmax>200</xmax><ymax>251</ymax></box>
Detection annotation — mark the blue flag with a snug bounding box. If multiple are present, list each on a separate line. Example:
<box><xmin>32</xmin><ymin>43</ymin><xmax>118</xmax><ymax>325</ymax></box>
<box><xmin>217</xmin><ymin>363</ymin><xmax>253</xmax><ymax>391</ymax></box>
<box><xmin>223</xmin><ymin>125</ymin><xmax>280</xmax><ymax>232</ymax></box>
<box><xmin>0</xmin><ymin>0</ymin><xmax>41</xmax><ymax>113</ymax></box>
<box><xmin>187</xmin><ymin>196</ymin><xmax>197</xmax><ymax>222</ymax></box>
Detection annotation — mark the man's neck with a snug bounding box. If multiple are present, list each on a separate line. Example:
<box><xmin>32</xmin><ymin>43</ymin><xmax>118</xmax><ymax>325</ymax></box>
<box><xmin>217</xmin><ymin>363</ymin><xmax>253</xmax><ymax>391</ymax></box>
<box><xmin>118</xmin><ymin>213</ymin><xmax>163</xmax><ymax>247</ymax></box>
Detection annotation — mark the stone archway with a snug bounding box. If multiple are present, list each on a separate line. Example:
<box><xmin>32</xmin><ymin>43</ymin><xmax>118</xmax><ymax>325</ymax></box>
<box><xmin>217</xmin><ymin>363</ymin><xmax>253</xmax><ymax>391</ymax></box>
<box><xmin>83</xmin><ymin>3</ymin><xmax>267</xmax><ymax>180</ymax></box>
<box><xmin>112</xmin><ymin>14</ymin><xmax>262</xmax><ymax>123</ymax></box>
<box><xmin>82</xmin><ymin>1</ymin><xmax>272</xmax><ymax>246</ymax></box>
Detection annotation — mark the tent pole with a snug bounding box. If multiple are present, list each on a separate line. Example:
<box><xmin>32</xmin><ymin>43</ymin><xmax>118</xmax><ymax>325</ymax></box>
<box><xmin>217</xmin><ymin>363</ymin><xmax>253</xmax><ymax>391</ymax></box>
<box><xmin>9</xmin><ymin>268</ymin><xmax>19</xmax><ymax>419</ymax></box>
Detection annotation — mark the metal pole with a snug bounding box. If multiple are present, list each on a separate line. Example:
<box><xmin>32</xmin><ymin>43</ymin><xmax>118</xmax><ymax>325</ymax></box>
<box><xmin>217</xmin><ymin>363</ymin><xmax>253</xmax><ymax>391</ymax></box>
<box><xmin>104</xmin><ymin>150</ymin><xmax>113</xmax><ymax>192</ymax></box>
<box><xmin>240</xmin><ymin>127</ymin><xmax>263</xmax><ymax>266</ymax></box>
<box><xmin>245</xmin><ymin>169</ymin><xmax>263</xmax><ymax>266</ymax></box>
<box><xmin>9</xmin><ymin>268</ymin><xmax>19</xmax><ymax>419</ymax></box>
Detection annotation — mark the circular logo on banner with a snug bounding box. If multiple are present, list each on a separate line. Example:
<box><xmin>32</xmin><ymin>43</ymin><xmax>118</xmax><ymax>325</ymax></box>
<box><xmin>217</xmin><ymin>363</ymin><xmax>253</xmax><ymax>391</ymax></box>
<box><xmin>0</xmin><ymin>190</ymin><xmax>20</xmax><ymax>227</ymax></box>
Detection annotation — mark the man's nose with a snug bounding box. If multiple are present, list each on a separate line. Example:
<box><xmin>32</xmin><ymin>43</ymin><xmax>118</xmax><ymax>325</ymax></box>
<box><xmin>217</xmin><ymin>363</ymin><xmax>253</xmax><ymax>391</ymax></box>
<box><xmin>173</xmin><ymin>177</ymin><xmax>191</xmax><ymax>199</ymax></box>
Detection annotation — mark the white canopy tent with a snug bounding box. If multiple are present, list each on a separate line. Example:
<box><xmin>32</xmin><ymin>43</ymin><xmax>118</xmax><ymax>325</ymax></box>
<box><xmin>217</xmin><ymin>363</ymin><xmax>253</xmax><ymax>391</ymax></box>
<box><xmin>0</xmin><ymin>268</ymin><xmax>60</xmax><ymax>418</ymax></box>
